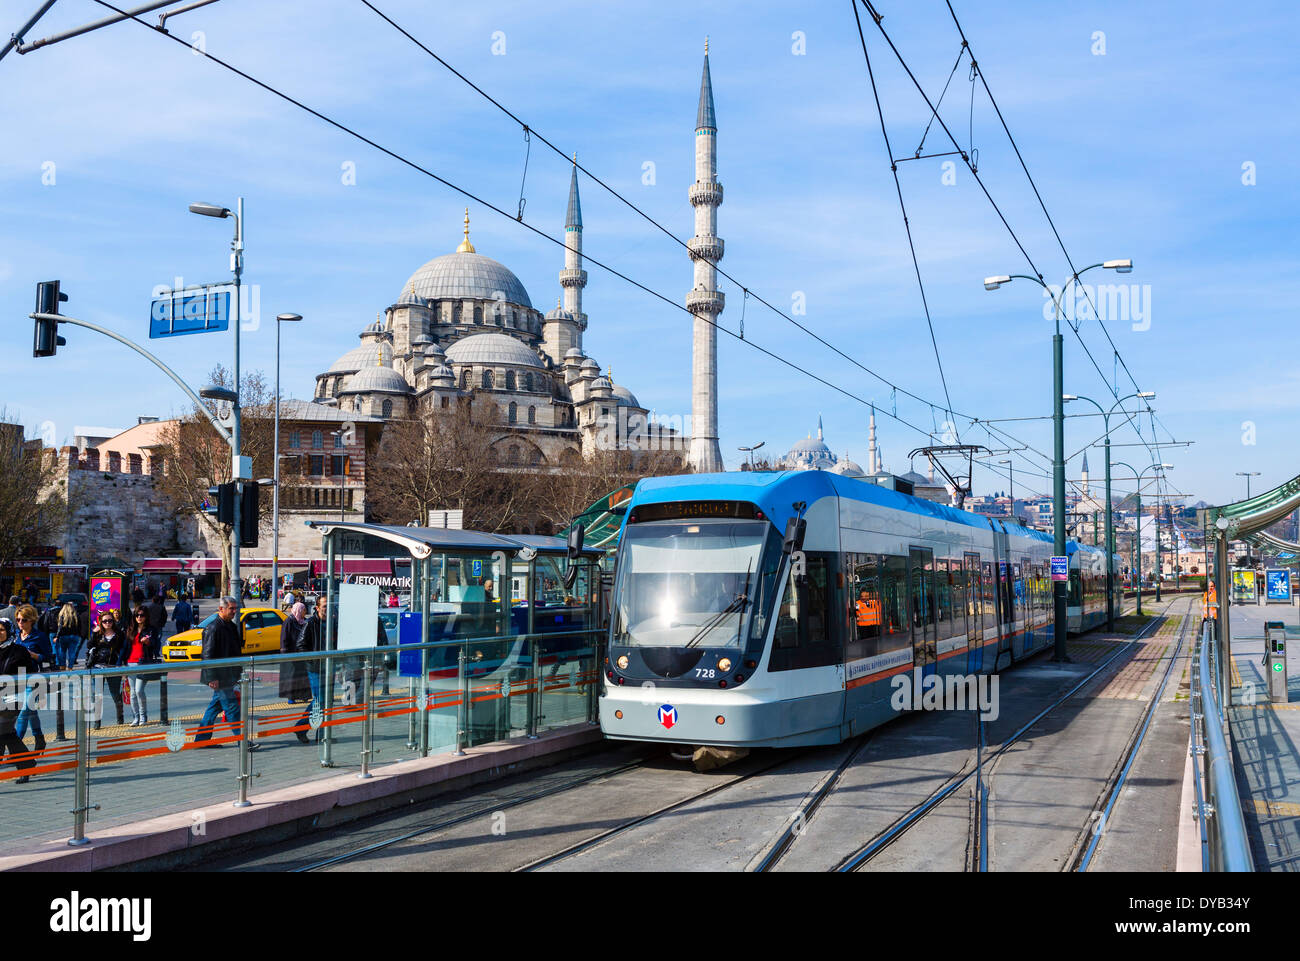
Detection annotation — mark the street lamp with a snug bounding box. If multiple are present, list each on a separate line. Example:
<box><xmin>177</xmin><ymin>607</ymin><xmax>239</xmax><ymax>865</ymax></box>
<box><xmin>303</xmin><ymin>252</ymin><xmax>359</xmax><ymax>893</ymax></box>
<box><xmin>191</xmin><ymin>197</ymin><xmax>245</xmax><ymax>600</ymax></box>
<box><xmin>1236</xmin><ymin>471</ymin><xmax>1260</xmax><ymax>501</ymax></box>
<box><xmin>737</xmin><ymin>441</ymin><xmax>765</xmax><ymax>470</ymax></box>
<box><xmin>1113</xmin><ymin>461</ymin><xmax>1172</xmax><ymax>616</ymax></box>
<box><xmin>272</xmin><ymin>312</ymin><xmax>303</xmax><ymax>599</ymax></box>
<box><xmin>1063</xmin><ymin>390</ymin><xmax>1156</xmax><ymax>630</ymax></box>
<box><xmin>984</xmin><ymin>258</ymin><xmax>1133</xmax><ymax>660</ymax></box>
<box><xmin>998</xmin><ymin>459</ymin><xmax>1015</xmax><ymax>521</ymax></box>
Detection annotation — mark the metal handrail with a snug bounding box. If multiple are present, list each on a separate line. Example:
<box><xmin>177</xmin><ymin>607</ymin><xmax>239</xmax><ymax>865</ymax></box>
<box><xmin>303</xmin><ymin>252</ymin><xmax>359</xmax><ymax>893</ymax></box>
<box><xmin>32</xmin><ymin>627</ymin><xmax>605</xmax><ymax>681</ymax></box>
<box><xmin>1195</xmin><ymin>618</ymin><xmax>1254</xmax><ymax>871</ymax></box>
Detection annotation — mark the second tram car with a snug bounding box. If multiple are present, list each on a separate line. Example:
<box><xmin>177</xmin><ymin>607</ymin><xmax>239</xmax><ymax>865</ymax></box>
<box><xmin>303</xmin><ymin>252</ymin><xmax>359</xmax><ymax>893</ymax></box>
<box><xmin>600</xmin><ymin>470</ymin><xmax>1121</xmax><ymax>749</ymax></box>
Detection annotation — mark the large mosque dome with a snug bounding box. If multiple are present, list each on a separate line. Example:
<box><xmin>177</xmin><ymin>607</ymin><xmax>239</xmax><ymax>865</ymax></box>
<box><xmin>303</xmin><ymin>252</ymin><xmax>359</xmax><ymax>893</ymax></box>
<box><xmin>445</xmin><ymin>332</ymin><xmax>545</xmax><ymax>368</ymax></box>
<box><xmin>401</xmin><ymin>251</ymin><xmax>533</xmax><ymax>309</ymax></box>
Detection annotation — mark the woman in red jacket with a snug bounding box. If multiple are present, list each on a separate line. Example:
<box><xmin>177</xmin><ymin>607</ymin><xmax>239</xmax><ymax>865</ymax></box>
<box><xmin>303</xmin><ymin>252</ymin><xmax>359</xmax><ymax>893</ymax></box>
<box><xmin>124</xmin><ymin>606</ymin><xmax>161</xmax><ymax>726</ymax></box>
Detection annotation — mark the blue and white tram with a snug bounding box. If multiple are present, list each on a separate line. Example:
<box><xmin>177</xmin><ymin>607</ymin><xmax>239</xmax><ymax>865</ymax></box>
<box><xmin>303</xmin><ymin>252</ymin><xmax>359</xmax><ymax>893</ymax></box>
<box><xmin>600</xmin><ymin>470</ymin><xmax>1102</xmax><ymax>750</ymax></box>
<box><xmin>1066</xmin><ymin>541</ymin><xmax>1120</xmax><ymax>633</ymax></box>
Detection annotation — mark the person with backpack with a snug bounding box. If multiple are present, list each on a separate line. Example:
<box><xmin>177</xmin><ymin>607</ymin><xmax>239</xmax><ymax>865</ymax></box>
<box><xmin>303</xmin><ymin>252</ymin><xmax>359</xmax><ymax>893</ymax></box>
<box><xmin>53</xmin><ymin>603</ymin><xmax>83</xmax><ymax>670</ymax></box>
<box><xmin>172</xmin><ymin>594</ymin><xmax>193</xmax><ymax>635</ymax></box>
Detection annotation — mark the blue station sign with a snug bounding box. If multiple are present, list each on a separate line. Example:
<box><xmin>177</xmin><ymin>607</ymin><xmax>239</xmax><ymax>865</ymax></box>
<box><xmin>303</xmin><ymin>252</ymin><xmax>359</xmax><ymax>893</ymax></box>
<box><xmin>149</xmin><ymin>284</ymin><xmax>231</xmax><ymax>339</ymax></box>
<box><xmin>1050</xmin><ymin>555</ymin><xmax>1069</xmax><ymax>582</ymax></box>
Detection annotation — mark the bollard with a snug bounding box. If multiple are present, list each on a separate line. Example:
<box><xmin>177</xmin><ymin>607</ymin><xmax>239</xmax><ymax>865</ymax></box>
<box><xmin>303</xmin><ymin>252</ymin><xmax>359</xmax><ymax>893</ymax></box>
<box><xmin>526</xmin><ymin>635</ymin><xmax>539</xmax><ymax>739</ymax></box>
<box><xmin>406</xmin><ymin>677</ymin><xmax>417</xmax><ymax>750</ymax></box>
<box><xmin>68</xmin><ymin>676</ymin><xmax>98</xmax><ymax>846</ymax></box>
<box><xmin>454</xmin><ymin>644</ymin><xmax>467</xmax><ymax>756</ymax></box>
<box><xmin>234</xmin><ymin>667</ymin><xmax>253</xmax><ymax>808</ymax></box>
<box><xmin>359</xmin><ymin>655</ymin><xmax>374</xmax><ymax>779</ymax></box>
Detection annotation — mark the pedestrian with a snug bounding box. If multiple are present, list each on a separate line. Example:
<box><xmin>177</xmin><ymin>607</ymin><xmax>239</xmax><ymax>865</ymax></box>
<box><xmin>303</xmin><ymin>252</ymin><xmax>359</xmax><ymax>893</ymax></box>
<box><xmin>278</xmin><ymin>602</ymin><xmax>310</xmax><ymax>743</ymax></box>
<box><xmin>0</xmin><ymin>596</ymin><xmax>18</xmax><ymax>623</ymax></box>
<box><xmin>194</xmin><ymin>596</ymin><xmax>246</xmax><ymax>747</ymax></box>
<box><xmin>124</xmin><ymin>606</ymin><xmax>161</xmax><ymax>726</ymax></box>
<box><xmin>131</xmin><ymin>586</ymin><xmax>146</xmax><ymax>610</ymax></box>
<box><xmin>86</xmin><ymin>610</ymin><xmax>127</xmax><ymax>727</ymax></box>
<box><xmin>0</xmin><ymin>618</ymin><xmax>39</xmax><ymax>783</ymax></box>
<box><xmin>147</xmin><ymin>593</ymin><xmax>167</xmax><ymax>638</ymax></box>
<box><xmin>173</xmin><ymin>593</ymin><xmax>193</xmax><ymax>635</ymax></box>
<box><xmin>13</xmin><ymin>605</ymin><xmax>52</xmax><ymax>754</ymax></box>
<box><xmin>296</xmin><ymin>595</ymin><xmax>330</xmax><ymax>742</ymax></box>
<box><xmin>54</xmin><ymin>602</ymin><xmax>83</xmax><ymax>669</ymax></box>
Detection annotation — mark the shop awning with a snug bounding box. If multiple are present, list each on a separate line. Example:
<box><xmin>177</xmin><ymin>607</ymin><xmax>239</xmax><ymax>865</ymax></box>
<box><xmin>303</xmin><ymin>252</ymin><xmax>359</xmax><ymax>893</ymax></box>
<box><xmin>236</xmin><ymin>558</ymin><xmax>312</xmax><ymax>569</ymax></box>
<box><xmin>142</xmin><ymin>558</ymin><xmax>187</xmax><ymax>572</ymax></box>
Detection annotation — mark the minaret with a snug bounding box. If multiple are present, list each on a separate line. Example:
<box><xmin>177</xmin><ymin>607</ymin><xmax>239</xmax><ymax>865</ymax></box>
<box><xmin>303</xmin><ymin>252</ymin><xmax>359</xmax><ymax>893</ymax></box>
<box><xmin>817</xmin><ymin>414</ymin><xmax>824</xmax><ymax>441</ymax></box>
<box><xmin>1081</xmin><ymin>451</ymin><xmax>1090</xmax><ymax>497</ymax></box>
<box><xmin>560</xmin><ymin>157</ymin><xmax>587</xmax><ymax>336</ymax></box>
<box><xmin>545</xmin><ymin>159</ymin><xmax>587</xmax><ymax>364</ymax></box>
<box><xmin>686</xmin><ymin>38</ymin><xmax>725</xmax><ymax>473</ymax></box>
<box><xmin>867</xmin><ymin>411</ymin><xmax>878</xmax><ymax>474</ymax></box>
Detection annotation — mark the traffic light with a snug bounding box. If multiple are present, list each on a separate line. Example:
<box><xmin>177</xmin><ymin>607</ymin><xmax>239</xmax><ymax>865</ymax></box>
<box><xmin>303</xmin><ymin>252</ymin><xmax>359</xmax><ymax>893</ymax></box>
<box><xmin>205</xmin><ymin>483</ymin><xmax>236</xmax><ymax>525</ymax></box>
<box><xmin>33</xmin><ymin>280</ymin><xmax>68</xmax><ymax>357</ymax></box>
<box><xmin>239</xmin><ymin>481</ymin><xmax>259</xmax><ymax>548</ymax></box>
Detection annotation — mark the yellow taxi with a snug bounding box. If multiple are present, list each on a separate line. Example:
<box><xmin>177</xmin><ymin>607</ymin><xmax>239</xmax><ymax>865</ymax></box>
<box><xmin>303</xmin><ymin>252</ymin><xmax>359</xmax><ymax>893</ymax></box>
<box><xmin>161</xmin><ymin>606</ymin><xmax>288</xmax><ymax>662</ymax></box>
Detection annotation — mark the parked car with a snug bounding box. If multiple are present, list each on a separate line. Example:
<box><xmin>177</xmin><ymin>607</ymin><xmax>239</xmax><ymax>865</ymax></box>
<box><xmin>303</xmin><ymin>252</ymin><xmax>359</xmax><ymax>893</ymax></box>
<box><xmin>162</xmin><ymin>606</ymin><xmax>287</xmax><ymax>661</ymax></box>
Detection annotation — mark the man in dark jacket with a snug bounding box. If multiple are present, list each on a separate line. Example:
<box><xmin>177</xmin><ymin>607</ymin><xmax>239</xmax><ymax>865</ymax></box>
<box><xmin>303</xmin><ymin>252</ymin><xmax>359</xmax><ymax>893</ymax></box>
<box><xmin>172</xmin><ymin>595</ymin><xmax>193</xmax><ymax>634</ymax></box>
<box><xmin>147</xmin><ymin>594</ymin><xmax>167</xmax><ymax>637</ymax></box>
<box><xmin>194</xmin><ymin>596</ymin><xmax>245</xmax><ymax>746</ymax></box>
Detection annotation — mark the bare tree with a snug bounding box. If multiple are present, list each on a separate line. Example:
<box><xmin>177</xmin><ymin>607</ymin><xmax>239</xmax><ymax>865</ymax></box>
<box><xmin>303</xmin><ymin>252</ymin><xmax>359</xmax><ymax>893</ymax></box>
<box><xmin>0</xmin><ymin>420</ymin><xmax>69</xmax><ymax>585</ymax></box>
<box><xmin>152</xmin><ymin>365</ymin><xmax>287</xmax><ymax>593</ymax></box>
<box><xmin>529</xmin><ymin>446</ymin><xmax>683</xmax><ymax>535</ymax></box>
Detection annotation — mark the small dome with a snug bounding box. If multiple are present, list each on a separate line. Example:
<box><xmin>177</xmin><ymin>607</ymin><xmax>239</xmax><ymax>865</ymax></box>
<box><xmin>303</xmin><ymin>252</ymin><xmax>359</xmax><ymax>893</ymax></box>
<box><xmin>444</xmin><ymin>332</ymin><xmax>544</xmax><ymax>369</ymax></box>
<box><xmin>430</xmin><ymin>364</ymin><xmax>455</xmax><ymax>383</ymax></box>
<box><xmin>591</xmin><ymin>376</ymin><xmax>612</xmax><ymax>390</ymax></box>
<box><xmin>546</xmin><ymin>302</ymin><xmax>575</xmax><ymax>321</ymax></box>
<box><xmin>326</xmin><ymin>342</ymin><xmax>392</xmax><ymax>374</ymax></box>
<box><xmin>609</xmin><ymin>384</ymin><xmax>641</xmax><ymax>408</ymax></box>
<box><xmin>832</xmin><ymin>458</ymin><xmax>864</xmax><ymax>478</ymax></box>
<box><xmin>564</xmin><ymin>348</ymin><xmax>584</xmax><ymax>360</ymax></box>
<box><xmin>341</xmin><ymin>361</ymin><xmax>411</xmax><ymax>394</ymax></box>
<box><xmin>580</xmin><ymin>358</ymin><xmax>599</xmax><ymax>371</ymax></box>
<box><xmin>423</xmin><ymin>343</ymin><xmax>445</xmax><ymax>357</ymax></box>
<box><xmin>788</xmin><ymin>435</ymin><xmax>832</xmax><ymax>456</ymax></box>
<box><xmin>397</xmin><ymin>282</ymin><xmax>424</xmax><ymax>307</ymax></box>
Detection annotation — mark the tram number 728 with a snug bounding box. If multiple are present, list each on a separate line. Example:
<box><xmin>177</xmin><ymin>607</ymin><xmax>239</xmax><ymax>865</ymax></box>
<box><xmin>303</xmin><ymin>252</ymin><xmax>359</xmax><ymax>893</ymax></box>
<box><xmin>693</xmin><ymin>668</ymin><xmax>716</xmax><ymax>679</ymax></box>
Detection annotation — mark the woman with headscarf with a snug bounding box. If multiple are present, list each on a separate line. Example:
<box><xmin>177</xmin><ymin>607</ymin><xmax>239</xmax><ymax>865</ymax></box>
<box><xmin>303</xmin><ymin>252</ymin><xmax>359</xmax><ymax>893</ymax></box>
<box><xmin>278</xmin><ymin>602</ymin><xmax>310</xmax><ymax>743</ymax></box>
<box><xmin>0</xmin><ymin>618</ymin><xmax>39</xmax><ymax>782</ymax></box>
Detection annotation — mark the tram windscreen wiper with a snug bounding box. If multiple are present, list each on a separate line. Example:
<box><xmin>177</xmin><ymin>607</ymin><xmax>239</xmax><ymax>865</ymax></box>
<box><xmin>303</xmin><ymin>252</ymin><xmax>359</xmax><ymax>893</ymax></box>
<box><xmin>684</xmin><ymin>560</ymin><xmax>752</xmax><ymax>650</ymax></box>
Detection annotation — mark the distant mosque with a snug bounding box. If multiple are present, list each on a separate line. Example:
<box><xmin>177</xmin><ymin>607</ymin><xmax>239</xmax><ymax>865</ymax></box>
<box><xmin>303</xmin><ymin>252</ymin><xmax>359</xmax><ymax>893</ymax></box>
<box><xmin>311</xmin><ymin>43</ymin><xmax>731</xmax><ymax>470</ymax></box>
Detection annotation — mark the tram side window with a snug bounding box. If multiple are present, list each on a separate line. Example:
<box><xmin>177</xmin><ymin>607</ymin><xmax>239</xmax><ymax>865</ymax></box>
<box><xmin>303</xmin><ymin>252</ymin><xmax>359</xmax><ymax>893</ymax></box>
<box><xmin>877</xmin><ymin>555</ymin><xmax>909</xmax><ymax>654</ymax></box>
<box><xmin>850</xmin><ymin>554</ymin><xmax>883</xmax><ymax>658</ymax></box>
<box><xmin>981</xmin><ymin>562</ymin><xmax>998</xmax><ymax>623</ymax></box>
<box><xmin>770</xmin><ymin>553</ymin><xmax>840</xmax><ymax>672</ymax></box>
<box><xmin>952</xmin><ymin>560</ymin><xmax>968</xmax><ymax>635</ymax></box>
<box><xmin>935</xmin><ymin>560</ymin><xmax>953</xmax><ymax>638</ymax></box>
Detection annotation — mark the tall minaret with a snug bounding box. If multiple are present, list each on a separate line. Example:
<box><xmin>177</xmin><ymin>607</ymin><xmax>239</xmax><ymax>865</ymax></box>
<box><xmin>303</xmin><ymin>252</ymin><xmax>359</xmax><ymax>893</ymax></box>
<box><xmin>561</xmin><ymin>157</ymin><xmax>587</xmax><ymax>333</ymax></box>
<box><xmin>686</xmin><ymin>38</ymin><xmax>725</xmax><ymax>473</ymax></box>
<box><xmin>546</xmin><ymin>158</ymin><xmax>588</xmax><ymax>363</ymax></box>
<box><xmin>1081</xmin><ymin>451</ymin><xmax>1090</xmax><ymax>497</ymax></box>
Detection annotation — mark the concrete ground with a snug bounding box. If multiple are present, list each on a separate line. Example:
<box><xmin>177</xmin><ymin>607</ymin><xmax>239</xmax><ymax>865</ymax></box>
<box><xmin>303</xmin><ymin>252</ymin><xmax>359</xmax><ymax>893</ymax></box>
<box><xmin>1225</xmin><ymin>601</ymin><xmax>1300</xmax><ymax>871</ymax></box>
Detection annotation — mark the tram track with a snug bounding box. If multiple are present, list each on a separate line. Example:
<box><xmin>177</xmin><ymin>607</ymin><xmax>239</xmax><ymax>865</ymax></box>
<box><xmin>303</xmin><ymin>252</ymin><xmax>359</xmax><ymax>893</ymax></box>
<box><xmin>834</xmin><ymin>606</ymin><xmax>1172</xmax><ymax>872</ymax></box>
<box><xmin>292</xmin><ymin>749</ymin><xmax>659</xmax><ymax>872</ymax></box>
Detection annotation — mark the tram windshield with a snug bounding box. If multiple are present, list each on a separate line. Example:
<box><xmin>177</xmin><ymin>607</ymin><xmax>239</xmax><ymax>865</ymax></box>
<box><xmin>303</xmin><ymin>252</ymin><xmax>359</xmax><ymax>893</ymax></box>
<box><xmin>612</xmin><ymin>520</ymin><xmax>775</xmax><ymax>649</ymax></box>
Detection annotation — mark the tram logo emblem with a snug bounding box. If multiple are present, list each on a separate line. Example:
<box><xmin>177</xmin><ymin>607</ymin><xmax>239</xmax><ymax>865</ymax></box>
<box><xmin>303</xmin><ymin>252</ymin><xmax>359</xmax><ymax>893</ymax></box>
<box><xmin>657</xmin><ymin>704</ymin><xmax>678</xmax><ymax>730</ymax></box>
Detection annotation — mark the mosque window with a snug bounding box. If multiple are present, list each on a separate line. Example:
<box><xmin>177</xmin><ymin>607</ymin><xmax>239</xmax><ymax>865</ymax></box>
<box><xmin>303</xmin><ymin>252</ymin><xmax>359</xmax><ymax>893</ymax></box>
<box><xmin>508</xmin><ymin>402</ymin><xmax>517</xmax><ymax>424</ymax></box>
<box><xmin>524</xmin><ymin>372</ymin><xmax>533</xmax><ymax>392</ymax></box>
<box><xmin>482</xmin><ymin>369</ymin><xmax>494</xmax><ymax>390</ymax></box>
<box><xmin>528</xmin><ymin>406</ymin><xmax>536</xmax><ymax>425</ymax></box>
<box><xmin>507</xmin><ymin>445</ymin><xmax>520</xmax><ymax>465</ymax></box>
<box><xmin>473</xmin><ymin>306</ymin><xmax>482</xmax><ymax>325</ymax></box>
<box><xmin>505</xmin><ymin>371</ymin><xmax>516</xmax><ymax>391</ymax></box>
<box><xmin>289</xmin><ymin>431</ymin><xmax>300</xmax><ymax>449</ymax></box>
<box><xmin>452</xmin><ymin>304</ymin><xmax>461</xmax><ymax>324</ymax></box>
<box><xmin>382</xmin><ymin>400</ymin><xmax>393</xmax><ymax>418</ymax></box>
<box><xmin>529</xmin><ymin>449</ymin><xmax>542</xmax><ymax>466</ymax></box>
<box><xmin>333</xmin><ymin>432</ymin><xmax>343</xmax><ymax>449</ymax></box>
<box><xmin>441</xmin><ymin>396</ymin><xmax>450</xmax><ymax>409</ymax></box>
<box><xmin>312</xmin><ymin>430</ymin><xmax>323</xmax><ymax>449</ymax></box>
<box><xmin>460</xmin><ymin>369</ymin><xmax>470</xmax><ymax>390</ymax></box>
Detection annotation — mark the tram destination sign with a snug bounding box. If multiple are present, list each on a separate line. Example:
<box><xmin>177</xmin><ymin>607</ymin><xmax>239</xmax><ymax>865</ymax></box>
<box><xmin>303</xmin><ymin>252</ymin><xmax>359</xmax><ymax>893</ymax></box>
<box><xmin>149</xmin><ymin>283</ymin><xmax>232</xmax><ymax>339</ymax></box>
<box><xmin>1050</xmin><ymin>556</ymin><xmax>1069</xmax><ymax>582</ymax></box>
<box><xmin>633</xmin><ymin>500</ymin><xmax>760</xmax><ymax>522</ymax></box>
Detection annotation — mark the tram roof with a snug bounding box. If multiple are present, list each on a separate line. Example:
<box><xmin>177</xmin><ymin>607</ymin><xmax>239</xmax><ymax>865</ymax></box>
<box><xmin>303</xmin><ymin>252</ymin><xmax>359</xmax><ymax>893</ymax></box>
<box><xmin>305</xmin><ymin>521</ymin><xmax>603</xmax><ymax>561</ymax></box>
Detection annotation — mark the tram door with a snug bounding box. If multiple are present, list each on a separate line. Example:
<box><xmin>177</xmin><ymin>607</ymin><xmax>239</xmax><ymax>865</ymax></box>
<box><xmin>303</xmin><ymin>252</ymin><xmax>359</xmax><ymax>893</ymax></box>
<box><xmin>909</xmin><ymin>547</ymin><xmax>936</xmax><ymax>678</ymax></box>
<box><xmin>965</xmin><ymin>552</ymin><xmax>983</xmax><ymax>673</ymax></box>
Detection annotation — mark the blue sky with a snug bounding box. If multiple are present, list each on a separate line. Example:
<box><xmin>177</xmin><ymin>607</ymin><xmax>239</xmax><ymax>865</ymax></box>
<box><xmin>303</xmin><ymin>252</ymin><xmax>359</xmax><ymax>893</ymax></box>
<box><xmin>2</xmin><ymin>0</ymin><xmax>1297</xmax><ymax>508</ymax></box>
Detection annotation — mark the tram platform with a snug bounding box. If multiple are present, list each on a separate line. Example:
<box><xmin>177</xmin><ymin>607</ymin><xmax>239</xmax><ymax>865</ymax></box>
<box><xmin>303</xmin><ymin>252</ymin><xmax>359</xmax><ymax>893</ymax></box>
<box><xmin>1225</xmin><ymin>602</ymin><xmax>1300</xmax><ymax>871</ymax></box>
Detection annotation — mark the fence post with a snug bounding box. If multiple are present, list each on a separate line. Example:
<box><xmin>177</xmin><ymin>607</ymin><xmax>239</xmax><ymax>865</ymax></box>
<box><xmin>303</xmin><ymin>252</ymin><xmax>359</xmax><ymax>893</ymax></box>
<box><xmin>359</xmin><ymin>653</ymin><xmax>374</xmax><ymax>778</ymax></box>
<box><xmin>454</xmin><ymin>643</ymin><xmax>467</xmax><ymax>756</ymax></box>
<box><xmin>234</xmin><ymin>664</ymin><xmax>253</xmax><ymax>807</ymax></box>
<box><xmin>68</xmin><ymin>674</ymin><xmax>97</xmax><ymax>846</ymax></box>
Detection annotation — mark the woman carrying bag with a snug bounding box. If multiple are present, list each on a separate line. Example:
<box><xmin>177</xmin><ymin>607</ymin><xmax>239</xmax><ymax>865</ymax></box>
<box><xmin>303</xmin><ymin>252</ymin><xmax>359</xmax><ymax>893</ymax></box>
<box><xmin>124</xmin><ymin>606</ymin><xmax>161</xmax><ymax>726</ymax></box>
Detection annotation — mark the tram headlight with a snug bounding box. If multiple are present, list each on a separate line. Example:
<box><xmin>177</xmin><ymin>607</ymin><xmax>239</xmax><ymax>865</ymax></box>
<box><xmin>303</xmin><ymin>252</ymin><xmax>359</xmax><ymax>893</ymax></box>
<box><xmin>717</xmin><ymin>657</ymin><xmax>732</xmax><ymax>673</ymax></box>
<box><xmin>616</xmin><ymin>655</ymin><xmax>629</xmax><ymax>670</ymax></box>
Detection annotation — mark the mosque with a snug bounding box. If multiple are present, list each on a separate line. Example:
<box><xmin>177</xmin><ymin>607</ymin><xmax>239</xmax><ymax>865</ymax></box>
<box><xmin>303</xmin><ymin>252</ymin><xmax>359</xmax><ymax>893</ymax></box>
<box><xmin>312</xmin><ymin>44</ymin><xmax>731</xmax><ymax>472</ymax></box>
